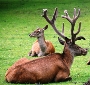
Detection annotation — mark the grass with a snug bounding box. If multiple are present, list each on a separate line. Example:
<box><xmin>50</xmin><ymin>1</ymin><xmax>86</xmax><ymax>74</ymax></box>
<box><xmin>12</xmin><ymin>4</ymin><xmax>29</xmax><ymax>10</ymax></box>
<box><xmin>0</xmin><ymin>0</ymin><xmax>90</xmax><ymax>85</ymax></box>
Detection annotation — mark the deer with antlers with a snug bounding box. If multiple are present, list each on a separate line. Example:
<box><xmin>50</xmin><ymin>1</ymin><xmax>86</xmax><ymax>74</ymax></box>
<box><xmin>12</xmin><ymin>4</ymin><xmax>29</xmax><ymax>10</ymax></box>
<box><xmin>28</xmin><ymin>25</ymin><xmax>55</xmax><ymax>57</ymax></box>
<box><xmin>5</xmin><ymin>8</ymin><xmax>87</xmax><ymax>84</ymax></box>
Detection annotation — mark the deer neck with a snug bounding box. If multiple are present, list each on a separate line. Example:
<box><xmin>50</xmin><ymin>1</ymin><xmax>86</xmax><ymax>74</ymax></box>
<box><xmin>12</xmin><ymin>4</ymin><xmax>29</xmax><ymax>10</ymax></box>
<box><xmin>62</xmin><ymin>44</ymin><xmax>74</xmax><ymax>69</ymax></box>
<box><xmin>37</xmin><ymin>35</ymin><xmax>47</xmax><ymax>52</ymax></box>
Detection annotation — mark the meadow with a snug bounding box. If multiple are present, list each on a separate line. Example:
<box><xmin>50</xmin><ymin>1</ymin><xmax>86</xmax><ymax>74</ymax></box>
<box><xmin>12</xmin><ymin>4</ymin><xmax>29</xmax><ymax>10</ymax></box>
<box><xmin>0</xmin><ymin>0</ymin><xmax>90</xmax><ymax>85</ymax></box>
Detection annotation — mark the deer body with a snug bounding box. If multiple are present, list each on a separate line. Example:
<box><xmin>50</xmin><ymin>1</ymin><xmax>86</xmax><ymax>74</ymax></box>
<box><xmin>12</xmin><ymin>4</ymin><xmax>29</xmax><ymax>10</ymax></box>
<box><xmin>5</xmin><ymin>58</ymin><xmax>30</xmax><ymax>78</ymax></box>
<box><xmin>5</xmin><ymin>42</ymin><xmax>73</xmax><ymax>84</ymax></box>
<box><xmin>5</xmin><ymin>8</ymin><xmax>87</xmax><ymax>84</ymax></box>
<box><xmin>29</xmin><ymin>25</ymin><xmax>55</xmax><ymax>57</ymax></box>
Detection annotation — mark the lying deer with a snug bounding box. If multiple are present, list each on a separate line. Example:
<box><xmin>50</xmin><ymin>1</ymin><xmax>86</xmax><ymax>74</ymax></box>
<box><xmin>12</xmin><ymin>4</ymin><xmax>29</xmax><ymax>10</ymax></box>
<box><xmin>28</xmin><ymin>25</ymin><xmax>55</xmax><ymax>57</ymax></box>
<box><xmin>5</xmin><ymin>8</ymin><xmax>87</xmax><ymax>84</ymax></box>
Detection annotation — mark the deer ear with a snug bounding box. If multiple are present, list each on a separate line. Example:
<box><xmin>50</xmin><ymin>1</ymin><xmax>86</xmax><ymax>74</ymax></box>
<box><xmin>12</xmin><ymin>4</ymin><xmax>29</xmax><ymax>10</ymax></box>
<box><xmin>58</xmin><ymin>37</ymin><xmax>65</xmax><ymax>45</ymax></box>
<box><xmin>43</xmin><ymin>25</ymin><xmax>48</xmax><ymax>30</ymax></box>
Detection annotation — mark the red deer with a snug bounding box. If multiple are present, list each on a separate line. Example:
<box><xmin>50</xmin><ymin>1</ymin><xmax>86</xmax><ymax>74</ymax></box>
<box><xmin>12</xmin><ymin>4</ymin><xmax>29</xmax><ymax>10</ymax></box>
<box><xmin>28</xmin><ymin>25</ymin><xmax>55</xmax><ymax>57</ymax></box>
<box><xmin>5</xmin><ymin>8</ymin><xmax>87</xmax><ymax>84</ymax></box>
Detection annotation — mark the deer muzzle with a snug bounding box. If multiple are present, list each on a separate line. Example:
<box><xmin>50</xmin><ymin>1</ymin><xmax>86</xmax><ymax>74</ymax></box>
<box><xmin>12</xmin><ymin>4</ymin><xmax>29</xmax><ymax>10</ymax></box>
<box><xmin>81</xmin><ymin>48</ymin><xmax>87</xmax><ymax>56</ymax></box>
<box><xmin>29</xmin><ymin>34</ymin><xmax>35</xmax><ymax>37</ymax></box>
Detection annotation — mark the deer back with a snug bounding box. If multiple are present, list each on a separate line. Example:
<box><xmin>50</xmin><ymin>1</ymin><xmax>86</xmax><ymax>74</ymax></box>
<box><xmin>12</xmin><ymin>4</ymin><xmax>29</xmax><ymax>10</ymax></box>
<box><xmin>5</xmin><ymin>58</ymin><xmax>29</xmax><ymax>78</ymax></box>
<box><xmin>5</xmin><ymin>52</ymin><xmax>71</xmax><ymax>83</ymax></box>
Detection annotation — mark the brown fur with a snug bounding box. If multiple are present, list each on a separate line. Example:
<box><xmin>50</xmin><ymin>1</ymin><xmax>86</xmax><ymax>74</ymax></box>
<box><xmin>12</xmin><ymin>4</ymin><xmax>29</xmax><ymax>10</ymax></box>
<box><xmin>5</xmin><ymin>43</ymin><xmax>72</xmax><ymax>84</ymax></box>
<box><xmin>5</xmin><ymin>58</ymin><xmax>29</xmax><ymax>78</ymax></box>
<box><xmin>29</xmin><ymin>40</ymin><xmax>55</xmax><ymax>56</ymax></box>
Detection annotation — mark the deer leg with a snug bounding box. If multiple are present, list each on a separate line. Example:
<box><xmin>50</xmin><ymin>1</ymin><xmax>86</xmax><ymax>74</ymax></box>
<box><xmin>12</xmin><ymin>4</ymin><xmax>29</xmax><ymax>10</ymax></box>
<box><xmin>29</xmin><ymin>51</ymin><xmax>37</xmax><ymax>57</ymax></box>
<box><xmin>28</xmin><ymin>50</ymin><xmax>32</xmax><ymax>56</ymax></box>
<box><xmin>55</xmin><ymin>71</ymin><xmax>72</xmax><ymax>82</ymax></box>
<box><xmin>55</xmin><ymin>75</ymin><xmax>72</xmax><ymax>82</ymax></box>
<box><xmin>38</xmin><ymin>52</ymin><xmax>43</xmax><ymax>57</ymax></box>
<box><xmin>38</xmin><ymin>50</ymin><xmax>46</xmax><ymax>57</ymax></box>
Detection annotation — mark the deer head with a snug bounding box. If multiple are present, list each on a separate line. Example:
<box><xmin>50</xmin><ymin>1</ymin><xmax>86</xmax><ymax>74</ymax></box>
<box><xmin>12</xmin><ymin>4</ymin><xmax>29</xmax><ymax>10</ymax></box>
<box><xmin>29</xmin><ymin>25</ymin><xmax>48</xmax><ymax>38</ymax></box>
<box><xmin>42</xmin><ymin>8</ymin><xmax>87</xmax><ymax>56</ymax></box>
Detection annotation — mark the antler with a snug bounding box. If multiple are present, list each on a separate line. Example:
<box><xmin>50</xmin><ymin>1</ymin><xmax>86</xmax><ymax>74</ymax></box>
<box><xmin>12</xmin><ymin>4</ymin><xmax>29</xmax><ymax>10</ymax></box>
<box><xmin>42</xmin><ymin>8</ymin><xmax>65</xmax><ymax>40</ymax></box>
<box><xmin>61</xmin><ymin>8</ymin><xmax>85</xmax><ymax>44</ymax></box>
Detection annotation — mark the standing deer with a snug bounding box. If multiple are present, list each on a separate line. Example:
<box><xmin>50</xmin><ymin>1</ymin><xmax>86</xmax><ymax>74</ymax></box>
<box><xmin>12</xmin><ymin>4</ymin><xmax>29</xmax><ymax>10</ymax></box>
<box><xmin>5</xmin><ymin>8</ymin><xmax>87</xmax><ymax>84</ymax></box>
<box><xmin>28</xmin><ymin>25</ymin><xmax>55</xmax><ymax>57</ymax></box>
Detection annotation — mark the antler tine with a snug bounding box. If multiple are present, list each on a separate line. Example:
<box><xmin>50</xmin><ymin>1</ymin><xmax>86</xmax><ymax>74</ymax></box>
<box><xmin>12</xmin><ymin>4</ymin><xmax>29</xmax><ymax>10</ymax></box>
<box><xmin>61</xmin><ymin>8</ymin><xmax>80</xmax><ymax>24</ymax></box>
<box><xmin>75</xmin><ymin>22</ymin><xmax>86</xmax><ymax>41</ymax></box>
<box><xmin>52</xmin><ymin>8</ymin><xmax>58</xmax><ymax>24</ymax></box>
<box><xmin>73</xmin><ymin>8</ymin><xmax>80</xmax><ymax>23</ymax></box>
<box><xmin>73</xmin><ymin>8</ymin><xmax>76</xmax><ymax>18</ymax></box>
<box><xmin>62</xmin><ymin>23</ymin><xmax>64</xmax><ymax>34</ymax></box>
<box><xmin>61</xmin><ymin>10</ymin><xmax>72</xmax><ymax>24</ymax></box>
<box><xmin>75</xmin><ymin>22</ymin><xmax>81</xmax><ymax>35</ymax></box>
<box><xmin>61</xmin><ymin>8</ymin><xmax>82</xmax><ymax>44</ymax></box>
<box><xmin>42</xmin><ymin>8</ymin><xmax>58</xmax><ymax>25</ymax></box>
<box><xmin>42</xmin><ymin>8</ymin><xmax>65</xmax><ymax>40</ymax></box>
<box><xmin>42</xmin><ymin>9</ymin><xmax>51</xmax><ymax>24</ymax></box>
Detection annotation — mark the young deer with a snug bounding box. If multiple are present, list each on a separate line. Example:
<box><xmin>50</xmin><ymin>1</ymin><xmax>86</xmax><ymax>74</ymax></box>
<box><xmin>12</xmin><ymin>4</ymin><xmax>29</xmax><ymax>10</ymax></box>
<box><xmin>5</xmin><ymin>8</ymin><xmax>87</xmax><ymax>84</ymax></box>
<box><xmin>28</xmin><ymin>25</ymin><xmax>55</xmax><ymax>57</ymax></box>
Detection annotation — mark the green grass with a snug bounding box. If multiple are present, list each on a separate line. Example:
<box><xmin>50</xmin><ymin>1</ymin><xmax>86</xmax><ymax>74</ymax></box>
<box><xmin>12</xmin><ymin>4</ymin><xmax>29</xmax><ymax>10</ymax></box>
<box><xmin>0</xmin><ymin>0</ymin><xmax>90</xmax><ymax>85</ymax></box>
